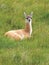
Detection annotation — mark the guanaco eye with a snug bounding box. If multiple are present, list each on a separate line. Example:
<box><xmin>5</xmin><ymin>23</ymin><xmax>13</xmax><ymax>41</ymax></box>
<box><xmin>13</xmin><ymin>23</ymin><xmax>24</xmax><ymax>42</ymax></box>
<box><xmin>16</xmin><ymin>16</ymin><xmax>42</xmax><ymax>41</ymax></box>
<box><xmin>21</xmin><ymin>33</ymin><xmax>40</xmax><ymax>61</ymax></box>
<box><xmin>26</xmin><ymin>17</ymin><xmax>32</xmax><ymax>19</ymax></box>
<box><xmin>26</xmin><ymin>18</ymin><xmax>28</xmax><ymax>19</ymax></box>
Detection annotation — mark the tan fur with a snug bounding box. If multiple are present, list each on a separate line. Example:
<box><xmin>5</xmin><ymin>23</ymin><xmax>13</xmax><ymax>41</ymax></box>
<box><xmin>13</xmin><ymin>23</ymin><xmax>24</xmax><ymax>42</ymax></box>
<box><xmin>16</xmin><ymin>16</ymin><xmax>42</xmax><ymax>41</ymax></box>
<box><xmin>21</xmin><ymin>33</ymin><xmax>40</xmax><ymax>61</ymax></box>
<box><xmin>5</xmin><ymin>29</ymin><xmax>30</xmax><ymax>40</ymax></box>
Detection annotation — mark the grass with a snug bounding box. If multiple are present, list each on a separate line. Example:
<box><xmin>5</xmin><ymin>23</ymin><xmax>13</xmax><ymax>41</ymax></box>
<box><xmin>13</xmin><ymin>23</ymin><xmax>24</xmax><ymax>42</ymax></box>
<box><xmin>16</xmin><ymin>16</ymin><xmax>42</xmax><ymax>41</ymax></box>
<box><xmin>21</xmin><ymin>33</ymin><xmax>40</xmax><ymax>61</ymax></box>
<box><xmin>0</xmin><ymin>0</ymin><xmax>49</xmax><ymax>65</ymax></box>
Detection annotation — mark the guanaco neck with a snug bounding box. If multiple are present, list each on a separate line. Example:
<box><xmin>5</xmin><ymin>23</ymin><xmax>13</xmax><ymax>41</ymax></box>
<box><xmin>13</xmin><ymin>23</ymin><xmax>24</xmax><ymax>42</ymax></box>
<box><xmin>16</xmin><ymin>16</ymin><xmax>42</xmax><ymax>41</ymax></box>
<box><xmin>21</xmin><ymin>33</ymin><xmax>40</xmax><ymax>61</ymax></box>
<box><xmin>25</xmin><ymin>21</ymin><xmax>32</xmax><ymax>36</ymax></box>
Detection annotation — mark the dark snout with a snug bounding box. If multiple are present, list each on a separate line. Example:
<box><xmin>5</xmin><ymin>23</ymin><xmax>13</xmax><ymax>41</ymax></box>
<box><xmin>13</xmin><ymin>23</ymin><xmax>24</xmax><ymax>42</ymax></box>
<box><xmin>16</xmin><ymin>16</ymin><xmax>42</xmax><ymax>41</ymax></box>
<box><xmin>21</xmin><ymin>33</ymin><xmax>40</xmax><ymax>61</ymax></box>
<box><xmin>28</xmin><ymin>19</ymin><xmax>30</xmax><ymax>22</ymax></box>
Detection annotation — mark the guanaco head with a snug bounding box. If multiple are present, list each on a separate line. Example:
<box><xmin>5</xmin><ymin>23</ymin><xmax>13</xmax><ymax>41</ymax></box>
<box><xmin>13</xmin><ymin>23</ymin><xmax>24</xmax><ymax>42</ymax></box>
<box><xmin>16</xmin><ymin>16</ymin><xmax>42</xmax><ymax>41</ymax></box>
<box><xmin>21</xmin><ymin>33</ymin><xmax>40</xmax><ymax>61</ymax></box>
<box><xmin>24</xmin><ymin>12</ymin><xmax>33</xmax><ymax>23</ymax></box>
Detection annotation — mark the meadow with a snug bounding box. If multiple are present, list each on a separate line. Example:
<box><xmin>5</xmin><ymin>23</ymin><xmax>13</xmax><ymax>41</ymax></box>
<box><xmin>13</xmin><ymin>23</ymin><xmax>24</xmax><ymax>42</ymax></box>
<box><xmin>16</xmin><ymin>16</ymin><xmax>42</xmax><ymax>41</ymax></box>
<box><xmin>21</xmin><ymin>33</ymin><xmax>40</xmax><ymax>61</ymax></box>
<box><xmin>0</xmin><ymin>0</ymin><xmax>49</xmax><ymax>65</ymax></box>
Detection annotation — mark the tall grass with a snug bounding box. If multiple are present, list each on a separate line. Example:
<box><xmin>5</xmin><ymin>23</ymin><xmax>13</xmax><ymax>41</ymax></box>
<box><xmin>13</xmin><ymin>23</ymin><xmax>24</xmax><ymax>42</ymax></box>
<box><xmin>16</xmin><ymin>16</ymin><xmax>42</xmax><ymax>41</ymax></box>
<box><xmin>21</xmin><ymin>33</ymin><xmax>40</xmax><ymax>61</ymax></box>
<box><xmin>0</xmin><ymin>0</ymin><xmax>49</xmax><ymax>65</ymax></box>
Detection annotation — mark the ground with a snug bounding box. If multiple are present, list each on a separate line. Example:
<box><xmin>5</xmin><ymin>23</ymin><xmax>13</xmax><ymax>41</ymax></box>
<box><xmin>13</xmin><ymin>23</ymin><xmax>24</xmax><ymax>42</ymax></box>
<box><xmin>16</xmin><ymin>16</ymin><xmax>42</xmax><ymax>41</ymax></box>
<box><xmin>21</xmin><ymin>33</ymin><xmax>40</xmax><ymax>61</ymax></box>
<box><xmin>0</xmin><ymin>0</ymin><xmax>49</xmax><ymax>65</ymax></box>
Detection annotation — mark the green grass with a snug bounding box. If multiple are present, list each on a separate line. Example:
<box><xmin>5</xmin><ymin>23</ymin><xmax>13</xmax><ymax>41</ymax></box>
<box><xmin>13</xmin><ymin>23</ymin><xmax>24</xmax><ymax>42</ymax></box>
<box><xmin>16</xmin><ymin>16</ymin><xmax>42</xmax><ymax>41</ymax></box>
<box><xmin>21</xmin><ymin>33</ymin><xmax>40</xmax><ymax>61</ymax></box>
<box><xmin>0</xmin><ymin>0</ymin><xmax>49</xmax><ymax>65</ymax></box>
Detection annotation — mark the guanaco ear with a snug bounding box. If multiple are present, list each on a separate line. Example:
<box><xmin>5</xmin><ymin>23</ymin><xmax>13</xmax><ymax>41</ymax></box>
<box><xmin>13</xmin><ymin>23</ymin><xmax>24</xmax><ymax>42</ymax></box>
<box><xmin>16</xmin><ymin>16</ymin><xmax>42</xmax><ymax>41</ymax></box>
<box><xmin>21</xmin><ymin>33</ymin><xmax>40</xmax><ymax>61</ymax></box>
<box><xmin>30</xmin><ymin>12</ymin><xmax>33</xmax><ymax>17</ymax></box>
<box><xmin>24</xmin><ymin>12</ymin><xmax>27</xmax><ymax>18</ymax></box>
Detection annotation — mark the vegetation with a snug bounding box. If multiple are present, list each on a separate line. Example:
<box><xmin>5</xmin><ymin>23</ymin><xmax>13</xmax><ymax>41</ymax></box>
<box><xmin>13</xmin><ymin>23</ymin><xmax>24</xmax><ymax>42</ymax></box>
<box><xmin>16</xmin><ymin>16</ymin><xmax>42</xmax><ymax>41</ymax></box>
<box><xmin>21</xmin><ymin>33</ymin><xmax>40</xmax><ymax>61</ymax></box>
<box><xmin>0</xmin><ymin>0</ymin><xmax>49</xmax><ymax>65</ymax></box>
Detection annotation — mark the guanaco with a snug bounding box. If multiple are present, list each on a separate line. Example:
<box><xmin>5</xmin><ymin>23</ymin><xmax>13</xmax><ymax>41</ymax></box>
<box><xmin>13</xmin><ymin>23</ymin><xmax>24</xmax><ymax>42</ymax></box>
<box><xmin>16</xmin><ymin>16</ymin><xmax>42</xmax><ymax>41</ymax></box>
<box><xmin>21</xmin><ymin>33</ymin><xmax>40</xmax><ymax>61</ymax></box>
<box><xmin>5</xmin><ymin>12</ymin><xmax>33</xmax><ymax>40</ymax></box>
